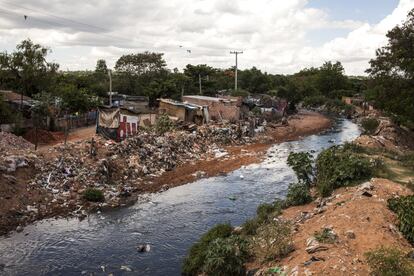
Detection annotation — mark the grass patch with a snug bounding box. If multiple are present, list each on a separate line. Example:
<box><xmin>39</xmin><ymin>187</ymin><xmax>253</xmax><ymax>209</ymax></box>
<box><xmin>314</xmin><ymin>228</ymin><xmax>337</xmax><ymax>244</ymax></box>
<box><xmin>365</xmin><ymin>247</ymin><xmax>414</xmax><ymax>276</ymax></box>
<box><xmin>83</xmin><ymin>188</ymin><xmax>105</xmax><ymax>202</ymax></box>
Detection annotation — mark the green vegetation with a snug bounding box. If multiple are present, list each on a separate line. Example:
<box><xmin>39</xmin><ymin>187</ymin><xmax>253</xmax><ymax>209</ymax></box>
<box><xmin>182</xmin><ymin>224</ymin><xmax>233</xmax><ymax>275</ymax></box>
<box><xmin>388</xmin><ymin>196</ymin><xmax>414</xmax><ymax>243</ymax></box>
<box><xmin>316</xmin><ymin>145</ymin><xmax>373</xmax><ymax>197</ymax></box>
<box><xmin>367</xmin><ymin>9</ymin><xmax>414</xmax><ymax>129</ymax></box>
<box><xmin>256</xmin><ymin>202</ymin><xmax>282</xmax><ymax>223</ymax></box>
<box><xmin>285</xmin><ymin>182</ymin><xmax>313</xmax><ymax>206</ymax></box>
<box><xmin>314</xmin><ymin>228</ymin><xmax>337</xmax><ymax>244</ymax></box>
<box><xmin>365</xmin><ymin>247</ymin><xmax>414</xmax><ymax>276</ymax></box>
<box><xmin>202</xmin><ymin>236</ymin><xmax>250</xmax><ymax>276</ymax></box>
<box><xmin>287</xmin><ymin>152</ymin><xmax>313</xmax><ymax>186</ymax></box>
<box><xmin>83</xmin><ymin>188</ymin><xmax>105</xmax><ymax>202</ymax></box>
<box><xmin>361</xmin><ymin>118</ymin><xmax>380</xmax><ymax>135</ymax></box>
<box><xmin>155</xmin><ymin>113</ymin><xmax>174</xmax><ymax>134</ymax></box>
<box><xmin>252</xmin><ymin>220</ymin><xmax>293</xmax><ymax>262</ymax></box>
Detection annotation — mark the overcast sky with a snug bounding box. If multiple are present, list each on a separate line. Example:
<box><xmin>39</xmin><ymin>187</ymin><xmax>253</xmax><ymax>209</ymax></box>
<box><xmin>0</xmin><ymin>0</ymin><xmax>413</xmax><ymax>75</ymax></box>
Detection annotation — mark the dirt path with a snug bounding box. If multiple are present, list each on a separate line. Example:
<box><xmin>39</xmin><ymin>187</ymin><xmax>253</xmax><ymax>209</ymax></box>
<box><xmin>36</xmin><ymin>126</ymin><xmax>96</xmax><ymax>151</ymax></box>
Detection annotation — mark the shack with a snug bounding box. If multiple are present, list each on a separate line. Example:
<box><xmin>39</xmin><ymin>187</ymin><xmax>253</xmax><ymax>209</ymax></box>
<box><xmin>182</xmin><ymin>95</ymin><xmax>240</xmax><ymax>122</ymax></box>
<box><xmin>158</xmin><ymin>99</ymin><xmax>209</xmax><ymax>124</ymax></box>
<box><xmin>107</xmin><ymin>94</ymin><xmax>150</xmax><ymax>113</ymax></box>
<box><xmin>97</xmin><ymin>107</ymin><xmax>155</xmax><ymax>141</ymax></box>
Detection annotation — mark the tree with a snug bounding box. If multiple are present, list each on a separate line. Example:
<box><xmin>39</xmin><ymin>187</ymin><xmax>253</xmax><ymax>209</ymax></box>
<box><xmin>0</xmin><ymin>39</ymin><xmax>58</xmax><ymax>102</ymax></box>
<box><xmin>115</xmin><ymin>52</ymin><xmax>166</xmax><ymax>75</ymax></box>
<box><xmin>95</xmin><ymin>59</ymin><xmax>108</xmax><ymax>74</ymax></box>
<box><xmin>367</xmin><ymin>9</ymin><xmax>414</xmax><ymax>127</ymax></box>
<box><xmin>315</xmin><ymin>61</ymin><xmax>348</xmax><ymax>98</ymax></box>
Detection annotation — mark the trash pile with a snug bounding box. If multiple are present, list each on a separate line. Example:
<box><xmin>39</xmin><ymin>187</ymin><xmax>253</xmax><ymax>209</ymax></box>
<box><xmin>0</xmin><ymin>131</ymin><xmax>34</xmax><ymax>152</ymax></box>
<box><xmin>0</xmin><ymin>121</ymin><xmax>263</xmax><ymax>227</ymax></box>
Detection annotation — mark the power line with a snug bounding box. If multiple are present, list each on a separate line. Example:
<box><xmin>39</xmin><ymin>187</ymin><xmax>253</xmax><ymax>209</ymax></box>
<box><xmin>0</xmin><ymin>0</ymin><xmax>109</xmax><ymax>33</ymax></box>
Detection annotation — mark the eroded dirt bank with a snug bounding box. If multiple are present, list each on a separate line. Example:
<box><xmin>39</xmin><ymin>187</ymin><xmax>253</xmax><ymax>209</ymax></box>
<box><xmin>0</xmin><ymin>111</ymin><xmax>331</xmax><ymax>235</ymax></box>
<box><xmin>247</xmin><ymin>179</ymin><xmax>413</xmax><ymax>276</ymax></box>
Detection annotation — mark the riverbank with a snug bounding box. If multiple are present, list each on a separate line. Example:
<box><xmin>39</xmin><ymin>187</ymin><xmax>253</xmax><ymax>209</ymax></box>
<box><xmin>147</xmin><ymin>111</ymin><xmax>331</xmax><ymax>192</ymax></box>
<box><xmin>182</xmin><ymin>116</ymin><xmax>414</xmax><ymax>276</ymax></box>
<box><xmin>0</xmin><ymin>111</ymin><xmax>331</xmax><ymax>236</ymax></box>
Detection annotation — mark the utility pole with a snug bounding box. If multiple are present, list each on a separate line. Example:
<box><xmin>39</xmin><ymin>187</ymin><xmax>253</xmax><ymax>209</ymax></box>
<box><xmin>230</xmin><ymin>51</ymin><xmax>243</xmax><ymax>91</ymax></box>
<box><xmin>108</xmin><ymin>69</ymin><xmax>113</xmax><ymax>107</ymax></box>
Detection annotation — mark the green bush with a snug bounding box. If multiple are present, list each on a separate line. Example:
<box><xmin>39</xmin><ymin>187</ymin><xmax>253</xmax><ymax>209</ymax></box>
<box><xmin>241</xmin><ymin>200</ymin><xmax>285</xmax><ymax>236</ymax></box>
<box><xmin>83</xmin><ymin>188</ymin><xmax>105</xmax><ymax>202</ymax></box>
<box><xmin>316</xmin><ymin>145</ymin><xmax>373</xmax><ymax>197</ymax></box>
<box><xmin>365</xmin><ymin>247</ymin><xmax>414</xmax><ymax>276</ymax></box>
<box><xmin>182</xmin><ymin>224</ymin><xmax>233</xmax><ymax>275</ymax></box>
<box><xmin>388</xmin><ymin>196</ymin><xmax>414</xmax><ymax>243</ymax></box>
<box><xmin>256</xmin><ymin>202</ymin><xmax>282</xmax><ymax>223</ymax></box>
<box><xmin>287</xmin><ymin>152</ymin><xmax>313</xmax><ymax>185</ymax></box>
<box><xmin>253</xmin><ymin>220</ymin><xmax>293</xmax><ymax>262</ymax></box>
<box><xmin>286</xmin><ymin>182</ymin><xmax>313</xmax><ymax>207</ymax></box>
<box><xmin>241</xmin><ymin>218</ymin><xmax>260</xmax><ymax>236</ymax></box>
<box><xmin>155</xmin><ymin>113</ymin><xmax>174</xmax><ymax>134</ymax></box>
<box><xmin>203</xmin><ymin>236</ymin><xmax>250</xmax><ymax>276</ymax></box>
<box><xmin>361</xmin><ymin>118</ymin><xmax>380</xmax><ymax>135</ymax></box>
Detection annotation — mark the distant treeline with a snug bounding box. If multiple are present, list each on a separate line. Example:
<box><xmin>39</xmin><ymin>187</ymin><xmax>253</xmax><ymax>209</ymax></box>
<box><xmin>1</xmin><ymin>9</ymin><xmax>414</xmax><ymax>128</ymax></box>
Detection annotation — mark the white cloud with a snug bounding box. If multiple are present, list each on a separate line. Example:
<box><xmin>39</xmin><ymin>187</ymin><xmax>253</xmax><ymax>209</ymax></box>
<box><xmin>0</xmin><ymin>0</ymin><xmax>412</xmax><ymax>75</ymax></box>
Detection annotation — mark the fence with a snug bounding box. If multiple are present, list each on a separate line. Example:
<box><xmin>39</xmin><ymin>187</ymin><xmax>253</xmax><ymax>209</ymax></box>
<box><xmin>55</xmin><ymin>111</ymin><xmax>97</xmax><ymax>131</ymax></box>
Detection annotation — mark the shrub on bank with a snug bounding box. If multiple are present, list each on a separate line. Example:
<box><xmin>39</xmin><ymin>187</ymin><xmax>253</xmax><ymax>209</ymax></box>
<box><xmin>241</xmin><ymin>200</ymin><xmax>284</xmax><ymax>236</ymax></box>
<box><xmin>287</xmin><ymin>152</ymin><xmax>314</xmax><ymax>186</ymax></box>
<box><xmin>285</xmin><ymin>182</ymin><xmax>313</xmax><ymax>207</ymax></box>
<box><xmin>388</xmin><ymin>196</ymin><xmax>414</xmax><ymax>243</ymax></box>
<box><xmin>83</xmin><ymin>188</ymin><xmax>105</xmax><ymax>202</ymax></box>
<box><xmin>256</xmin><ymin>202</ymin><xmax>282</xmax><ymax>223</ymax></box>
<box><xmin>316</xmin><ymin>145</ymin><xmax>373</xmax><ymax>197</ymax></box>
<box><xmin>203</xmin><ymin>235</ymin><xmax>250</xmax><ymax>276</ymax></box>
<box><xmin>252</xmin><ymin>220</ymin><xmax>293</xmax><ymax>262</ymax></box>
<box><xmin>361</xmin><ymin>118</ymin><xmax>380</xmax><ymax>135</ymax></box>
<box><xmin>365</xmin><ymin>247</ymin><xmax>414</xmax><ymax>276</ymax></box>
<box><xmin>182</xmin><ymin>224</ymin><xmax>233</xmax><ymax>275</ymax></box>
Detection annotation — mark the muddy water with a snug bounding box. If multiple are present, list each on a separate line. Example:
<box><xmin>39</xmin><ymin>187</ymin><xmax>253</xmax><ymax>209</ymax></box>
<box><xmin>0</xmin><ymin>119</ymin><xmax>360</xmax><ymax>276</ymax></box>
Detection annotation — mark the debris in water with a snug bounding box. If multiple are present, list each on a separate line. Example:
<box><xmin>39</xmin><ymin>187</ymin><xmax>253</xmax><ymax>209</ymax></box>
<box><xmin>120</xmin><ymin>265</ymin><xmax>132</xmax><ymax>272</ymax></box>
<box><xmin>137</xmin><ymin>244</ymin><xmax>151</xmax><ymax>252</ymax></box>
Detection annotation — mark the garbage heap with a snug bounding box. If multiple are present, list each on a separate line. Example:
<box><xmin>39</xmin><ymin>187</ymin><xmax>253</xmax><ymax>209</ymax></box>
<box><xmin>22</xmin><ymin>122</ymin><xmax>258</xmax><ymax>209</ymax></box>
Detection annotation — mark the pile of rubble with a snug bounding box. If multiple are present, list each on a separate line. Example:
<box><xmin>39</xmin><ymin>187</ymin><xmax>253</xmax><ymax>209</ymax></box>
<box><xmin>17</xmin><ymin>122</ymin><xmax>257</xmax><ymax>210</ymax></box>
<box><xmin>355</xmin><ymin>118</ymin><xmax>414</xmax><ymax>151</ymax></box>
<box><xmin>0</xmin><ymin>131</ymin><xmax>34</xmax><ymax>152</ymax></box>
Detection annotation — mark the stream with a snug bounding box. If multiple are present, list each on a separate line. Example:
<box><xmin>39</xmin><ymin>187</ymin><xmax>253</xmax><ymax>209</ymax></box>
<box><xmin>0</xmin><ymin>118</ymin><xmax>360</xmax><ymax>276</ymax></box>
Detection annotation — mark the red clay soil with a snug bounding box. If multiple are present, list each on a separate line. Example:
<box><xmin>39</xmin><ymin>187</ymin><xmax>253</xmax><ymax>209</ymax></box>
<box><xmin>23</xmin><ymin>128</ymin><xmax>65</xmax><ymax>145</ymax></box>
<box><xmin>247</xmin><ymin>178</ymin><xmax>413</xmax><ymax>276</ymax></box>
<box><xmin>148</xmin><ymin>111</ymin><xmax>332</xmax><ymax>190</ymax></box>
